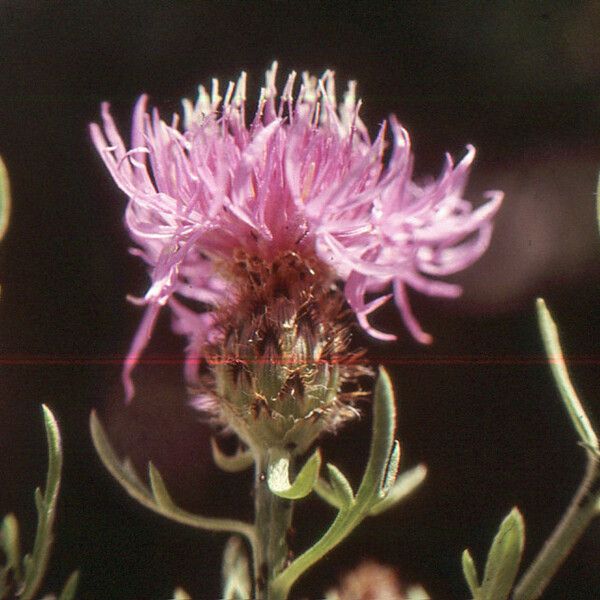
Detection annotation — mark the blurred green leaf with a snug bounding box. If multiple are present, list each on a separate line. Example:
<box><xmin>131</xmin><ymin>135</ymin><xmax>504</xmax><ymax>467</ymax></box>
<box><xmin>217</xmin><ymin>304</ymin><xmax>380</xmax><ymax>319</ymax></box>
<box><xmin>461</xmin><ymin>548</ymin><xmax>481</xmax><ymax>599</ymax></box>
<box><xmin>57</xmin><ymin>570</ymin><xmax>80</xmax><ymax>600</ymax></box>
<box><xmin>324</xmin><ymin>463</ymin><xmax>354</xmax><ymax>509</ymax></box>
<box><xmin>90</xmin><ymin>411</ymin><xmax>256</xmax><ymax>544</ymax></box>
<box><xmin>211</xmin><ymin>438</ymin><xmax>254</xmax><ymax>473</ymax></box>
<box><xmin>0</xmin><ymin>155</ymin><xmax>10</xmax><ymax>242</ymax></box>
<box><xmin>480</xmin><ymin>508</ymin><xmax>525</xmax><ymax>600</ymax></box>
<box><xmin>221</xmin><ymin>536</ymin><xmax>251</xmax><ymax>600</ymax></box>
<box><xmin>267</xmin><ymin>448</ymin><xmax>321</xmax><ymax>500</ymax></box>
<box><xmin>369</xmin><ymin>464</ymin><xmax>427</xmax><ymax>517</ymax></box>
<box><xmin>536</xmin><ymin>299</ymin><xmax>599</xmax><ymax>453</ymax></box>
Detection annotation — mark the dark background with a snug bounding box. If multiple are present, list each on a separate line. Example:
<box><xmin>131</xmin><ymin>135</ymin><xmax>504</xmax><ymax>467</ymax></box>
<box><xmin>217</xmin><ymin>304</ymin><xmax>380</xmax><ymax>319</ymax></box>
<box><xmin>1</xmin><ymin>1</ymin><xmax>600</xmax><ymax>598</ymax></box>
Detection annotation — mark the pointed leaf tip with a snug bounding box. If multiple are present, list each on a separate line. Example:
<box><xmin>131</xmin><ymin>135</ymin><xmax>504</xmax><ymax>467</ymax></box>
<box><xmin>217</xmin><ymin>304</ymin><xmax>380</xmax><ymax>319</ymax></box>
<box><xmin>480</xmin><ymin>507</ymin><xmax>525</xmax><ymax>600</ymax></box>
<box><xmin>268</xmin><ymin>449</ymin><xmax>321</xmax><ymax>500</ymax></box>
<box><xmin>462</xmin><ymin>549</ymin><xmax>480</xmax><ymax>599</ymax></box>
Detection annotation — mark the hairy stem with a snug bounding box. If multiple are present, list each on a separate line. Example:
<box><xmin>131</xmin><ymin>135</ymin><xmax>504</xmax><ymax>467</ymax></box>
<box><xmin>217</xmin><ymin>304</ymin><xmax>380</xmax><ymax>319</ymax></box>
<box><xmin>513</xmin><ymin>450</ymin><xmax>599</xmax><ymax>600</ymax></box>
<box><xmin>253</xmin><ymin>454</ymin><xmax>294</xmax><ymax>600</ymax></box>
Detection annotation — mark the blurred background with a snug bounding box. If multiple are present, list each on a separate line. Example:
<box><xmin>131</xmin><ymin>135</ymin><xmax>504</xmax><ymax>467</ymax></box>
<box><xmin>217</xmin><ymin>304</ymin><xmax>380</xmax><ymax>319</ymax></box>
<box><xmin>1</xmin><ymin>1</ymin><xmax>600</xmax><ymax>598</ymax></box>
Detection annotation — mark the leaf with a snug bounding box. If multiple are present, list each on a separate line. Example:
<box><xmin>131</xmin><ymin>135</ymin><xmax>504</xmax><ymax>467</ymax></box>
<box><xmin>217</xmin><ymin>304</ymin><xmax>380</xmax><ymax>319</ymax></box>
<box><xmin>325</xmin><ymin>464</ymin><xmax>354</xmax><ymax>509</ymax></box>
<box><xmin>173</xmin><ymin>587</ymin><xmax>192</xmax><ymax>600</ymax></box>
<box><xmin>462</xmin><ymin>549</ymin><xmax>481</xmax><ymax>599</ymax></box>
<box><xmin>0</xmin><ymin>154</ymin><xmax>10</xmax><ymax>241</ymax></box>
<box><xmin>480</xmin><ymin>508</ymin><xmax>525</xmax><ymax>600</ymax></box>
<box><xmin>211</xmin><ymin>438</ymin><xmax>254</xmax><ymax>473</ymax></box>
<box><xmin>57</xmin><ymin>570</ymin><xmax>80</xmax><ymax>600</ymax></box>
<box><xmin>90</xmin><ymin>411</ymin><xmax>256</xmax><ymax>543</ymax></box>
<box><xmin>20</xmin><ymin>405</ymin><xmax>63</xmax><ymax>600</ymax></box>
<box><xmin>267</xmin><ymin>448</ymin><xmax>321</xmax><ymax>500</ymax></box>
<box><xmin>381</xmin><ymin>440</ymin><xmax>401</xmax><ymax>496</ymax></box>
<box><xmin>369</xmin><ymin>464</ymin><xmax>427</xmax><ymax>516</ymax></box>
<box><xmin>270</xmin><ymin>368</ymin><xmax>414</xmax><ymax>600</ymax></box>
<box><xmin>221</xmin><ymin>536</ymin><xmax>252</xmax><ymax>600</ymax></box>
<box><xmin>1</xmin><ymin>513</ymin><xmax>21</xmax><ymax>577</ymax></box>
<box><xmin>405</xmin><ymin>584</ymin><xmax>431</xmax><ymax>600</ymax></box>
<box><xmin>536</xmin><ymin>299</ymin><xmax>599</xmax><ymax>453</ymax></box>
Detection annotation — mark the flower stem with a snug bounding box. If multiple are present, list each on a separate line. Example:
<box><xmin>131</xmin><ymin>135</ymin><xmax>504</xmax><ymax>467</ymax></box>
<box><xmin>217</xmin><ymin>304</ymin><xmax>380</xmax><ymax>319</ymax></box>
<box><xmin>253</xmin><ymin>454</ymin><xmax>294</xmax><ymax>600</ymax></box>
<box><xmin>513</xmin><ymin>450</ymin><xmax>599</xmax><ymax>600</ymax></box>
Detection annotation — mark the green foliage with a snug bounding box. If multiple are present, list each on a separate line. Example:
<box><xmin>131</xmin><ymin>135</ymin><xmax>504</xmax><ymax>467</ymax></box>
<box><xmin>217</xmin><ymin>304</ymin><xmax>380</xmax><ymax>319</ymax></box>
<box><xmin>211</xmin><ymin>438</ymin><xmax>254</xmax><ymax>473</ymax></box>
<box><xmin>267</xmin><ymin>448</ymin><xmax>321</xmax><ymax>500</ymax></box>
<box><xmin>462</xmin><ymin>508</ymin><xmax>525</xmax><ymax>600</ymax></box>
<box><xmin>0</xmin><ymin>406</ymin><xmax>78</xmax><ymax>600</ymax></box>
<box><xmin>268</xmin><ymin>368</ymin><xmax>425</xmax><ymax>600</ymax></box>
<box><xmin>90</xmin><ymin>410</ymin><xmax>256</xmax><ymax>546</ymax></box>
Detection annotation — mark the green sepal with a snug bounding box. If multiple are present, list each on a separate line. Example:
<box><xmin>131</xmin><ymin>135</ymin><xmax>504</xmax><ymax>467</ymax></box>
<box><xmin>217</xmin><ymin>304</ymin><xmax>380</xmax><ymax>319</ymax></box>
<box><xmin>369</xmin><ymin>464</ymin><xmax>427</xmax><ymax>517</ymax></box>
<box><xmin>57</xmin><ymin>570</ymin><xmax>80</xmax><ymax>600</ymax></box>
<box><xmin>461</xmin><ymin>548</ymin><xmax>481</xmax><ymax>600</ymax></box>
<box><xmin>90</xmin><ymin>410</ymin><xmax>256</xmax><ymax>545</ymax></box>
<box><xmin>221</xmin><ymin>536</ymin><xmax>252</xmax><ymax>600</ymax></box>
<box><xmin>536</xmin><ymin>298</ymin><xmax>599</xmax><ymax>454</ymax></box>
<box><xmin>0</xmin><ymin>154</ymin><xmax>10</xmax><ymax>242</ymax></box>
<box><xmin>267</xmin><ymin>448</ymin><xmax>321</xmax><ymax>500</ymax></box>
<box><xmin>480</xmin><ymin>507</ymin><xmax>525</xmax><ymax>600</ymax></box>
<box><xmin>211</xmin><ymin>438</ymin><xmax>254</xmax><ymax>473</ymax></box>
<box><xmin>19</xmin><ymin>405</ymin><xmax>63</xmax><ymax>600</ymax></box>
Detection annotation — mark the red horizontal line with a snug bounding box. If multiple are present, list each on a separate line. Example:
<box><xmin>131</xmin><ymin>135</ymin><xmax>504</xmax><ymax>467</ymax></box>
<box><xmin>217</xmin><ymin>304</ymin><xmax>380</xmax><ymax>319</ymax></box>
<box><xmin>0</xmin><ymin>355</ymin><xmax>596</xmax><ymax>366</ymax></box>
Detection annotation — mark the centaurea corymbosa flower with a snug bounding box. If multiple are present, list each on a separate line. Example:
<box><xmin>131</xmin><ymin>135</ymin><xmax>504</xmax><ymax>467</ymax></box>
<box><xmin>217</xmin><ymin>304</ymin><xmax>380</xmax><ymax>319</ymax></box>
<box><xmin>91</xmin><ymin>63</ymin><xmax>502</xmax><ymax>445</ymax></box>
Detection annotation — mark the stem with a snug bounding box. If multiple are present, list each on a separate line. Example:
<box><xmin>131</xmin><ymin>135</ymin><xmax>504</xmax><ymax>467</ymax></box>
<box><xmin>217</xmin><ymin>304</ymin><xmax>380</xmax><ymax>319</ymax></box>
<box><xmin>253</xmin><ymin>454</ymin><xmax>294</xmax><ymax>600</ymax></box>
<box><xmin>513</xmin><ymin>450</ymin><xmax>599</xmax><ymax>600</ymax></box>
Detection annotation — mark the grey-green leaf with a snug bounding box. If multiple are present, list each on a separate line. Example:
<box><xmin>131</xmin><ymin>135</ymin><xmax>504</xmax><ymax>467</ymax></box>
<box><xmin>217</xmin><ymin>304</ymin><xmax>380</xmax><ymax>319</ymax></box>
<box><xmin>221</xmin><ymin>536</ymin><xmax>252</xmax><ymax>600</ymax></box>
<box><xmin>480</xmin><ymin>507</ymin><xmax>525</xmax><ymax>600</ymax></box>
<box><xmin>369</xmin><ymin>464</ymin><xmax>427</xmax><ymax>517</ymax></box>
<box><xmin>20</xmin><ymin>405</ymin><xmax>63</xmax><ymax>600</ymax></box>
<box><xmin>148</xmin><ymin>462</ymin><xmax>177</xmax><ymax>511</ymax></box>
<box><xmin>536</xmin><ymin>298</ymin><xmax>599</xmax><ymax>453</ymax></box>
<box><xmin>268</xmin><ymin>448</ymin><xmax>321</xmax><ymax>500</ymax></box>
<box><xmin>462</xmin><ymin>548</ymin><xmax>481</xmax><ymax>599</ymax></box>
<box><xmin>325</xmin><ymin>463</ymin><xmax>354</xmax><ymax>509</ymax></box>
<box><xmin>1</xmin><ymin>513</ymin><xmax>21</xmax><ymax>577</ymax></box>
<box><xmin>57</xmin><ymin>570</ymin><xmax>80</xmax><ymax>600</ymax></box>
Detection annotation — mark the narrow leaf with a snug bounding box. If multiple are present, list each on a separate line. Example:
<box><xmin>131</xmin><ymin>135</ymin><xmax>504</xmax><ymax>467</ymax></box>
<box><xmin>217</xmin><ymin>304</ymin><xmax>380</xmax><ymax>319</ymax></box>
<box><xmin>57</xmin><ymin>570</ymin><xmax>80</xmax><ymax>600</ymax></box>
<box><xmin>325</xmin><ymin>464</ymin><xmax>354</xmax><ymax>509</ymax></box>
<box><xmin>20</xmin><ymin>405</ymin><xmax>63</xmax><ymax>600</ymax></box>
<box><xmin>0</xmin><ymin>154</ymin><xmax>10</xmax><ymax>241</ymax></box>
<box><xmin>381</xmin><ymin>440</ymin><xmax>401</xmax><ymax>495</ymax></box>
<box><xmin>211</xmin><ymin>438</ymin><xmax>254</xmax><ymax>473</ymax></box>
<box><xmin>268</xmin><ymin>449</ymin><xmax>321</xmax><ymax>500</ymax></box>
<box><xmin>1</xmin><ymin>513</ymin><xmax>21</xmax><ymax>577</ymax></box>
<box><xmin>480</xmin><ymin>508</ymin><xmax>525</xmax><ymax>600</ymax></box>
<box><xmin>369</xmin><ymin>464</ymin><xmax>427</xmax><ymax>516</ymax></box>
<box><xmin>173</xmin><ymin>587</ymin><xmax>192</xmax><ymax>600</ymax></box>
<box><xmin>462</xmin><ymin>549</ymin><xmax>481</xmax><ymax>599</ymax></box>
<box><xmin>148</xmin><ymin>463</ymin><xmax>177</xmax><ymax>511</ymax></box>
<box><xmin>90</xmin><ymin>411</ymin><xmax>256</xmax><ymax>542</ymax></box>
<box><xmin>536</xmin><ymin>299</ymin><xmax>599</xmax><ymax>452</ymax></box>
<box><xmin>406</xmin><ymin>584</ymin><xmax>431</xmax><ymax>599</ymax></box>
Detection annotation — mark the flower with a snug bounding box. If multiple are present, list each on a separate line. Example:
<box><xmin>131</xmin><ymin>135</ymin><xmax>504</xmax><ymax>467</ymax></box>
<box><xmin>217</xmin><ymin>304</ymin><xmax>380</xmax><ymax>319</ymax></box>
<box><xmin>91</xmin><ymin>62</ymin><xmax>502</xmax><ymax>402</ymax></box>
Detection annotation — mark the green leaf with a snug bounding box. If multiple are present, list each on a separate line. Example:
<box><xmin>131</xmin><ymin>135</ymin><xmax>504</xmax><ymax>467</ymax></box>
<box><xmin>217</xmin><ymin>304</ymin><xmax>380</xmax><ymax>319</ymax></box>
<box><xmin>90</xmin><ymin>411</ymin><xmax>256</xmax><ymax>544</ymax></box>
<box><xmin>381</xmin><ymin>439</ymin><xmax>401</xmax><ymax>496</ymax></box>
<box><xmin>267</xmin><ymin>448</ymin><xmax>321</xmax><ymax>500</ymax></box>
<box><xmin>148</xmin><ymin>462</ymin><xmax>177</xmax><ymax>511</ymax></box>
<box><xmin>480</xmin><ymin>508</ymin><xmax>525</xmax><ymax>600</ymax></box>
<box><xmin>221</xmin><ymin>536</ymin><xmax>252</xmax><ymax>600</ymax></box>
<box><xmin>173</xmin><ymin>587</ymin><xmax>192</xmax><ymax>600</ymax></box>
<box><xmin>369</xmin><ymin>464</ymin><xmax>427</xmax><ymax>517</ymax></box>
<box><xmin>1</xmin><ymin>513</ymin><xmax>21</xmax><ymax>577</ymax></box>
<box><xmin>405</xmin><ymin>584</ymin><xmax>431</xmax><ymax>600</ymax></box>
<box><xmin>270</xmin><ymin>368</ymin><xmax>411</xmax><ymax>600</ymax></box>
<box><xmin>211</xmin><ymin>438</ymin><xmax>254</xmax><ymax>473</ymax></box>
<box><xmin>0</xmin><ymin>154</ymin><xmax>10</xmax><ymax>242</ymax></box>
<box><xmin>324</xmin><ymin>463</ymin><xmax>354</xmax><ymax>509</ymax></box>
<box><xmin>57</xmin><ymin>570</ymin><xmax>80</xmax><ymax>600</ymax></box>
<box><xmin>20</xmin><ymin>405</ymin><xmax>63</xmax><ymax>600</ymax></box>
<box><xmin>536</xmin><ymin>299</ymin><xmax>599</xmax><ymax>453</ymax></box>
<box><xmin>462</xmin><ymin>549</ymin><xmax>481</xmax><ymax>599</ymax></box>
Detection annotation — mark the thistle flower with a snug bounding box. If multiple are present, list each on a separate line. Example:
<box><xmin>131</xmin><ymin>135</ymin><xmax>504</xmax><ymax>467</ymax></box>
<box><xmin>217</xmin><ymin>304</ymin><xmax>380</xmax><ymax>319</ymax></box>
<box><xmin>91</xmin><ymin>63</ymin><xmax>502</xmax><ymax>442</ymax></box>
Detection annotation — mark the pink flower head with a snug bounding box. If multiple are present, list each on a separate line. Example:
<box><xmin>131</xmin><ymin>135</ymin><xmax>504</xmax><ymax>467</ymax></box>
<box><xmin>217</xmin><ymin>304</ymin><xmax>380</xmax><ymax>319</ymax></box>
<box><xmin>91</xmin><ymin>62</ymin><xmax>503</xmax><ymax>400</ymax></box>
